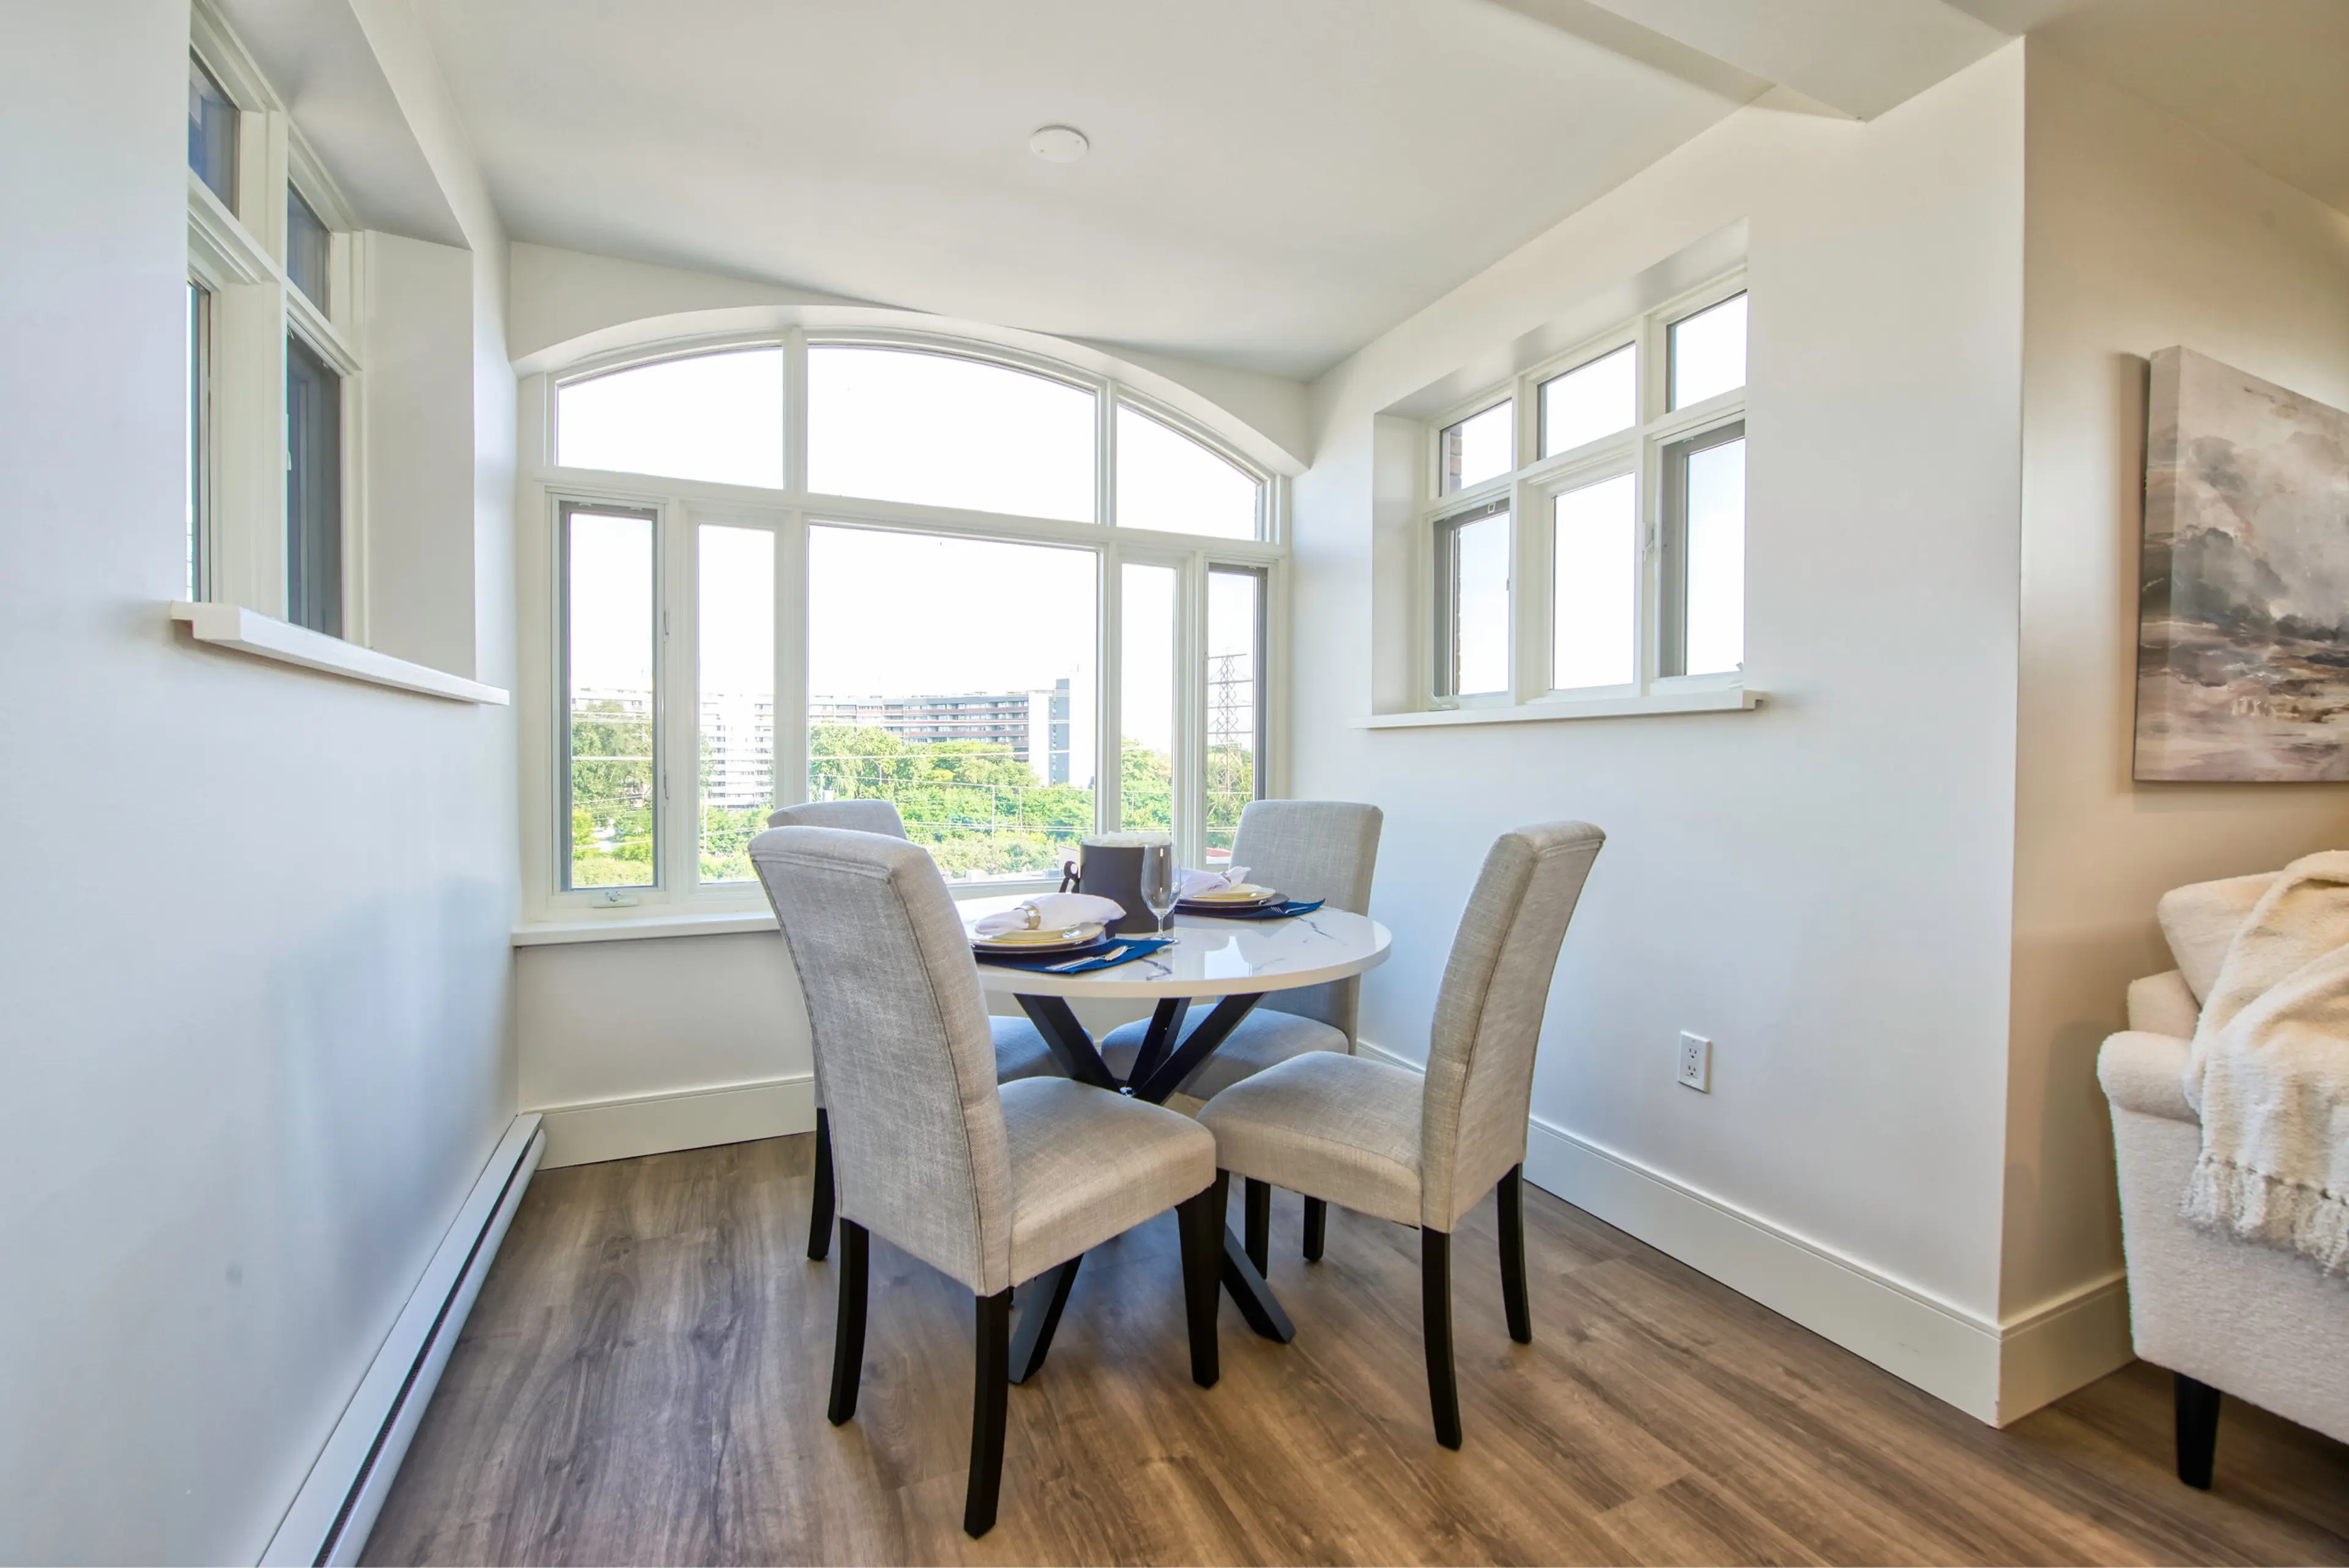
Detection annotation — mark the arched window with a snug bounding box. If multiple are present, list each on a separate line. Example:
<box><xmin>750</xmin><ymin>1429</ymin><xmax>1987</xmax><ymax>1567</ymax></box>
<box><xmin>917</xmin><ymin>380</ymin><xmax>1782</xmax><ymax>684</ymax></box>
<box><xmin>556</xmin><ymin>347</ymin><xmax>783</xmax><ymax>489</ymax></box>
<box><xmin>532</xmin><ymin>330</ymin><xmax>1280</xmax><ymax>915</ymax></box>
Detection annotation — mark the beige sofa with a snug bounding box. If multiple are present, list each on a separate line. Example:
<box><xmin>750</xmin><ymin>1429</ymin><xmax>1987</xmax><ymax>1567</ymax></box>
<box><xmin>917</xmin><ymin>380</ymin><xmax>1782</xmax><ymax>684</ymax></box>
<box><xmin>2096</xmin><ymin>871</ymin><xmax>2349</xmax><ymax>1488</ymax></box>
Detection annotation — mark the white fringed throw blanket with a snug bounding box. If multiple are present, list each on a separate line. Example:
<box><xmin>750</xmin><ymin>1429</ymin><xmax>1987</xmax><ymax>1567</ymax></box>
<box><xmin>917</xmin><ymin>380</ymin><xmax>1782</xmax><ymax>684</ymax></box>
<box><xmin>2182</xmin><ymin>850</ymin><xmax>2349</xmax><ymax>1277</ymax></box>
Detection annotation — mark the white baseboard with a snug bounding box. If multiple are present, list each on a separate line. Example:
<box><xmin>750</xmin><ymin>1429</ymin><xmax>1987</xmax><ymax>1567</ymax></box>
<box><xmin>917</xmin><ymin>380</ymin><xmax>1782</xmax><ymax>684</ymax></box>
<box><xmin>261</xmin><ymin>1115</ymin><xmax>543</xmax><ymax>1566</ymax></box>
<box><xmin>1356</xmin><ymin>1038</ymin><xmax>2131</xmax><ymax>1427</ymax></box>
<box><xmin>530</xmin><ymin>1073</ymin><xmax>816</xmax><ymax>1168</ymax></box>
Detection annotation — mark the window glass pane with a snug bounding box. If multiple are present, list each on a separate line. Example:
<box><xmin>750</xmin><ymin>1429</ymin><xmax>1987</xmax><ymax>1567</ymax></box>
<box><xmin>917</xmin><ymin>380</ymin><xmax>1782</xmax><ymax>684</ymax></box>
<box><xmin>286</xmin><ymin>187</ymin><xmax>330</xmax><ymax>311</ymax></box>
<box><xmin>1683</xmin><ymin>437</ymin><xmax>1746</xmax><ymax>674</ymax></box>
<box><xmin>1442</xmin><ymin>511</ymin><xmax>1510</xmax><ymax>696</ymax></box>
<box><xmin>1120</xmin><ymin>563</ymin><xmax>1177</xmax><ymax>836</ymax></box>
<box><xmin>698</xmin><ymin>526</ymin><xmax>775</xmax><ymax>882</ymax></box>
<box><xmin>187</xmin><ymin>280</ymin><xmax>207</xmax><ymax>600</ymax></box>
<box><xmin>1551</xmin><ymin>474</ymin><xmax>1636</xmax><ymax>690</ymax></box>
<box><xmin>188</xmin><ymin>53</ymin><xmax>236</xmax><ymax>207</ymax></box>
<box><xmin>1205</xmin><ymin>568</ymin><xmax>1263</xmax><ymax>863</ymax></box>
<box><xmin>1669</xmin><ymin>293</ymin><xmax>1747</xmax><ymax>409</ymax></box>
<box><xmin>565</xmin><ymin>508</ymin><xmax>657</xmax><ymax>889</ymax></box>
<box><xmin>1115</xmin><ymin>406</ymin><xmax>1258</xmax><ymax>538</ymax></box>
<box><xmin>1439</xmin><ymin>401</ymin><xmax>1513</xmax><ymax>494</ymax></box>
<box><xmin>809</xmin><ymin>347</ymin><xmax>1095</xmax><ymax>522</ymax></box>
<box><xmin>807</xmin><ymin>526</ymin><xmax>1096</xmax><ymax>882</ymax></box>
<box><xmin>1540</xmin><ymin>345</ymin><xmax>1635</xmax><ymax>457</ymax></box>
<box><xmin>557</xmin><ymin>349</ymin><xmax>784</xmax><ymax>488</ymax></box>
<box><xmin>285</xmin><ymin>333</ymin><xmax>341</xmax><ymax>636</ymax></box>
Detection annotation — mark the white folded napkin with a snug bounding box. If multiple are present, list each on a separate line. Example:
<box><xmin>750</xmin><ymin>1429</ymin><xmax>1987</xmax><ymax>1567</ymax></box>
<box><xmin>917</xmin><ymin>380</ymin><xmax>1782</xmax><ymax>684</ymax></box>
<box><xmin>971</xmin><ymin>892</ymin><xmax>1127</xmax><ymax>938</ymax></box>
<box><xmin>1176</xmin><ymin>866</ymin><xmax>1253</xmax><ymax>901</ymax></box>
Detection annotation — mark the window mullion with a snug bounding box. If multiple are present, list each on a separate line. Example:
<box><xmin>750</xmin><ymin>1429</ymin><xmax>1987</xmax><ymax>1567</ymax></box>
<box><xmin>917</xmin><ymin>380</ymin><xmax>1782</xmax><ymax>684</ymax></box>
<box><xmin>662</xmin><ymin>500</ymin><xmax>695</xmax><ymax>900</ymax></box>
<box><xmin>1176</xmin><ymin>552</ymin><xmax>1206</xmax><ymax>868</ymax></box>
<box><xmin>1099</xmin><ymin>540</ymin><xmax>1123</xmax><ymax>833</ymax></box>
<box><xmin>782</xmin><ymin>327</ymin><xmax>808</xmax><ymax>497</ymax></box>
<box><xmin>776</xmin><ymin>509</ymin><xmax>810</xmax><ymax>814</ymax></box>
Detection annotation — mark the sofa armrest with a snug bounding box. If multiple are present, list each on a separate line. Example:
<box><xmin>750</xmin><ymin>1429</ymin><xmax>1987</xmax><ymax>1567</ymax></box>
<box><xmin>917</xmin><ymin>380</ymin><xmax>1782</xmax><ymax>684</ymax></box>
<box><xmin>2098</xmin><ymin>1030</ymin><xmax>2197</xmax><ymax>1124</ymax></box>
<box><xmin>2127</xmin><ymin>969</ymin><xmax>2201</xmax><ymax>1038</ymax></box>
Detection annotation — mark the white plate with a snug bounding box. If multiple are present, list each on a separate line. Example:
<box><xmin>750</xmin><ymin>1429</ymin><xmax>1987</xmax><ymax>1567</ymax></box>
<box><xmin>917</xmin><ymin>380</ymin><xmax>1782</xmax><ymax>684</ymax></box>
<box><xmin>1181</xmin><ymin>886</ymin><xmax>1282</xmax><ymax>909</ymax></box>
<box><xmin>971</xmin><ymin>922</ymin><xmax>1104</xmax><ymax>954</ymax></box>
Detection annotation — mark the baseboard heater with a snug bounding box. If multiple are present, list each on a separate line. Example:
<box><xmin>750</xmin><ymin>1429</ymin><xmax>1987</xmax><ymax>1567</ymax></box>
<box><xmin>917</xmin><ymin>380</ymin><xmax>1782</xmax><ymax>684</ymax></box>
<box><xmin>260</xmin><ymin>1114</ymin><xmax>545</xmax><ymax>1567</ymax></box>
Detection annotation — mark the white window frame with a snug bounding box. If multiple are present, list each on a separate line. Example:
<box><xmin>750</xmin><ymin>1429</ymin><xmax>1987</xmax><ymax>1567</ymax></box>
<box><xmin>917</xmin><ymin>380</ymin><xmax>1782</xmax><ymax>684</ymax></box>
<box><xmin>518</xmin><ymin>329</ymin><xmax>1288</xmax><ymax>923</ymax></box>
<box><xmin>185</xmin><ymin>0</ymin><xmax>367</xmax><ymax>639</ymax></box>
<box><xmin>1416</xmin><ymin>271</ymin><xmax>1748</xmax><ymax>715</ymax></box>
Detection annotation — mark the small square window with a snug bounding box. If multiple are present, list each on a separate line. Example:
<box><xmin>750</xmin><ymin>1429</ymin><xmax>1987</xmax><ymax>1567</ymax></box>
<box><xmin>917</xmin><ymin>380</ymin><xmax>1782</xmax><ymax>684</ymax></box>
<box><xmin>1660</xmin><ymin>423</ymin><xmax>1745</xmax><ymax>676</ymax></box>
<box><xmin>1669</xmin><ymin>293</ymin><xmax>1747</xmax><ymax>410</ymax></box>
<box><xmin>287</xmin><ymin>186</ymin><xmax>331</xmax><ymax>311</ymax></box>
<box><xmin>1439</xmin><ymin>401</ymin><xmax>1512</xmax><ymax>494</ymax></box>
<box><xmin>286</xmin><ymin>333</ymin><xmax>342</xmax><ymax>636</ymax></box>
<box><xmin>1540</xmin><ymin>345</ymin><xmax>1635</xmax><ymax>458</ymax></box>
<box><xmin>188</xmin><ymin>53</ymin><xmax>237</xmax><ymax>208</ymax></box>
<box><xmin>1434</xmin><ymin>502</ymin><xmax>1510</xmax><ymax>697</ymax></box>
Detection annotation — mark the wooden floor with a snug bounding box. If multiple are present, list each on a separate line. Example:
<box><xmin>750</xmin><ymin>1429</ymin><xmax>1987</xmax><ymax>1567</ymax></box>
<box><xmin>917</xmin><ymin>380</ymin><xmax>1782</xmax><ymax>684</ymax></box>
<box><xmin>366</xmin><ymin>1134</ymin><xmax>2349</xmax><ymax>1566</ymax></box>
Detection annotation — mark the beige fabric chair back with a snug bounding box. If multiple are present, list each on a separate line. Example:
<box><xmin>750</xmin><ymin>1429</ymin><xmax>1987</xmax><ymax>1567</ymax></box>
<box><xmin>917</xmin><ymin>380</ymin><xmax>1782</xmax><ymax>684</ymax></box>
<box><xmin>2157</xmin><ymin>872</ymin><xmax>2274</xmax><ymax>1003</ymax></box>
<box><xmin>749</xmin><ymin>826</ymin><xmax>1013</xmax><ymax>1293</ymax></box>
<box><xmin>768</xmin><ymin>798</ymin><xmax>910</xmax><ymax>838</ymax></box>
<box><xmin>1229</xmin><ymin>800</ymin><xmax>1383</xmax><ymax>1038</ymax></box>
<box><xmin>1419</xmin><ymin>822</ymin><xmax>1604</xmax><ymax>1228</ymax></box>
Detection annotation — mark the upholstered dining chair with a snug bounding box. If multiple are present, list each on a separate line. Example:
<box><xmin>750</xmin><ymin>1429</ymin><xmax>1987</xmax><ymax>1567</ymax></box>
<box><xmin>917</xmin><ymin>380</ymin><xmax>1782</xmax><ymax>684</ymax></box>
<box><xmin>767</xmin><ymin>798</ymin><xmax>1062</xmax><ymax>1261</ymax></box>
<box><xmin>1197</xmin><ymin>820</ymin><xmax>1604</xmax><ymax>1449</ymax></box>
<box><xmin>1099</xmin><ymin>799</ymin><xmax>1381</xmax><ymax>1267</ymax></box>
<box><xmin>1101</xmin><ymin>801</ymin><xmax>1383</xmax><ymax>1099</ymax></box>
<box><xmin>749</xmin><ymin>826</ymin><xmax>1224</xmax><ymax>1537</ymax></box>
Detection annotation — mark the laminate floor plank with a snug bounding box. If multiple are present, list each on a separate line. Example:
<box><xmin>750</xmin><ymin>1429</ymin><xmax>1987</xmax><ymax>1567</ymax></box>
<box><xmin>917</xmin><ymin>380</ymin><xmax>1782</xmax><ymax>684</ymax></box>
<box><xmin>364</xmin><ymin>1134</ymin><xmax>2349</xmax><ymax>1567</ymax></box>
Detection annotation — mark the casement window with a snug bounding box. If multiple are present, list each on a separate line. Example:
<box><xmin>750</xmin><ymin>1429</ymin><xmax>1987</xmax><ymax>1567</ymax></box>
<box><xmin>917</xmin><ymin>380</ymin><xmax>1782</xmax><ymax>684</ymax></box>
<box><xmin>184</xmin><ymin>3</ymin><xmax>364</xmax><ymax>638</ymax></box>
<box><xmin>527</xmin><ymin>335</ymin><xmax>1285</xmax><ymax>915</ymax></box>
<box><xmin>1419</xmin><ymin>275</ymin><xmax>1748</xmax><ymax>712</ymax></box>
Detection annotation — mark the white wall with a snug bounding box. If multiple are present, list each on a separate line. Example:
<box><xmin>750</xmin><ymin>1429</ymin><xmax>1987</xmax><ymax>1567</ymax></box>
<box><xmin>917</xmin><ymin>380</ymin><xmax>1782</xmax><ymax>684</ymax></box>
<box><xmin>0</xmin><ymin>3</ymin><xmax>519</xmax><ymax>1559</ymax></box>
<box><xmin>1293</xmin><ymin>48</ymin><xmax>2030</xmax><ymax>1417</ymax></box>
<box><xmin>2001</xmin><ymin>45</ymin><xmax>2349</xmax><ymax>1333</ymax></box>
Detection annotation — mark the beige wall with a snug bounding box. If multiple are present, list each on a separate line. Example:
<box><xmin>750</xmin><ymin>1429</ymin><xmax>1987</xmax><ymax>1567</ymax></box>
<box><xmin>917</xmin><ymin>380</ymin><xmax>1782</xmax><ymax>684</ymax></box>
<box><xmin>2002</xmin><ymin>44</ymin><xmax>2349</xmax><ymax>1328</ymax></box>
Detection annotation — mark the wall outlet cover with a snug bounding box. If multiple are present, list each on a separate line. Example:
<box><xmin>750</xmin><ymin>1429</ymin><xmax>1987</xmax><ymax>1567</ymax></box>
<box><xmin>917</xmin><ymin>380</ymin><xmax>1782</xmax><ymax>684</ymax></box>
<box><xmin>1677</xmin><ymin>1031</ymin><xmax>1711</xmax><ymax>1092</ymax></box>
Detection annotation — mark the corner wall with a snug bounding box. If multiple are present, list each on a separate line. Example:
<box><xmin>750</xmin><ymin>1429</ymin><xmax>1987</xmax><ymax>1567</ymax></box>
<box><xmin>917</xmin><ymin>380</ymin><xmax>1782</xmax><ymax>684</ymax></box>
<box><xmin>1294</xmin><ymin>47</ymin><xmax>2028</xmax><ymax>1419</ymax></box>
<box><xmin>0</xmin><ymin>4</ymin><xmax>519</xmax><ymax>1558</ymax></box>
<box><xmin>1999</xmin><ymin>43</ymin><xmax>2349</xmax><ymax>1403</ymax></box>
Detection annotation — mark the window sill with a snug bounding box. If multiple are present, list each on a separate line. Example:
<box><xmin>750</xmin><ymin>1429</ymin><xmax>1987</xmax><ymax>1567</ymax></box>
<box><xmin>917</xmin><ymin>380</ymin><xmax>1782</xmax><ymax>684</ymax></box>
<box><xmin>1357</xmin><ymin>686</ymin><xmax>1759</xmax><ymax>729</ymax></box>
<box><xmin>514</xmin><ymin>910</ymin><xmax>778</xmax><ymax>947</ymax></box>
<box><xmin>171</xmin><ymin>602</ymin><xmax>510</xmax><ymax>704</ymax></box>
<box><xmin>513</xmin><ymin>879</ymin><xmax>1063</xmax><ymax>947</ymax></box>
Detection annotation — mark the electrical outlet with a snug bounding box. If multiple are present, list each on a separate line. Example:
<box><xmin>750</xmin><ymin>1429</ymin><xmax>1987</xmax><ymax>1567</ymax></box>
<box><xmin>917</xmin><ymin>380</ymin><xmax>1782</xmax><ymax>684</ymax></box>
<box><xmin>1677</xmin><ymin>1031</ymin><xmax>1712</xmax><ymax>1092</ymax></box>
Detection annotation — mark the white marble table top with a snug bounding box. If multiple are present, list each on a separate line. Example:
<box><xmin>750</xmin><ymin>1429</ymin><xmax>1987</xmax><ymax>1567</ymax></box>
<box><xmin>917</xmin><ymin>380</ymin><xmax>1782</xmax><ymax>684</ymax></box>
<box><xmin>959</xmin><ymin>894</ymin><xmax>1392</xmax><ymax>1000</ymax></box>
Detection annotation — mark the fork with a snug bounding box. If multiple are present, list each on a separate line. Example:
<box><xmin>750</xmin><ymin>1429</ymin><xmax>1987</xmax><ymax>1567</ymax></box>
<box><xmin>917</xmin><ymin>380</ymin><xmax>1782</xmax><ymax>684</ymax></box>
<box><xmin>1047</xmin><ymin>945</ymin><xmax>1126</xmax><ymax>972</ymax></box>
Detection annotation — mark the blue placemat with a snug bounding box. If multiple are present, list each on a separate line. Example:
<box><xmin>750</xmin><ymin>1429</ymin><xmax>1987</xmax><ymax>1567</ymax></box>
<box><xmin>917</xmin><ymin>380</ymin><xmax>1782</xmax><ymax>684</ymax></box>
<box><xmin>1178</xmin><ymin>897</ymin><xmax>1324</xmax><ymax>921</ymax></box>
<box><xmin>973</xmin><ymin>936</ymin><xmax>1173</xmax><ymax>973</ymax></box>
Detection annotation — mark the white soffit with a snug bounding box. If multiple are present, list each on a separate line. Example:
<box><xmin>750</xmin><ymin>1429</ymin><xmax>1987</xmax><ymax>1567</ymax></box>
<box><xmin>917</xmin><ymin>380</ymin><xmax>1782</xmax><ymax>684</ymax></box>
<box><xmin>407</xmin><ymin>0</ymin><xmax>1750</xmax><ymax>380</ymax></box>
<box><xmin>1567</xmin><ymin>0</ymin><xmax>2014</xmax><ymax>119</ymax></box>
<box><xmin>214</xmin><ymin>0</ymin><xmax>468</xmax><ymax>247</ymax></box>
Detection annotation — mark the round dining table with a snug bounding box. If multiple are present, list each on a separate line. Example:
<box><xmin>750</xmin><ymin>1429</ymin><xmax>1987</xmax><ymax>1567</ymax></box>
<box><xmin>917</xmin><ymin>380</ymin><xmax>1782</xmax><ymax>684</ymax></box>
<box><xmin>959</xmin><ymin>894</ymin><xmax>1393</xmax><ymax>1383</ymax></box>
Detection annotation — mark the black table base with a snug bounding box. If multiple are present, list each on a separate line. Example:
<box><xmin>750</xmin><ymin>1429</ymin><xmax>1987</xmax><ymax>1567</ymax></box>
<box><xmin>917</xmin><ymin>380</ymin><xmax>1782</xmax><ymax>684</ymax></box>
<box><xmin>1006</xmin><ymin>992</ymin><xmax>1296</xmax><ymax>1384</ymax></box>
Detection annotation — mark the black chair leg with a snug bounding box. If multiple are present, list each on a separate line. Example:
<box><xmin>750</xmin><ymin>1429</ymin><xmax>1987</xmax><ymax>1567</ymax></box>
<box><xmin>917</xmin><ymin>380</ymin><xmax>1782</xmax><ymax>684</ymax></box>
<box><xmin>2176</xmin><ymin>1373</ymin><xmax>2221</xmax><ymax>1490</ymax></box>
<box><xmin>1497</xmin><ymin>1164</ymin><xmax>1531</xmax><ymax>1345</ymax></box>
<box><xmin>1422</xmin><ymin>1226</ymin><xmax>1461</xmax><ymax>1449</ymax></box>
<box><xmin>966</xmin><ymin>1288</ymin><xmax>1013</xmax><ymax>1537</ymax></box>
<box><xmin>1176</xmin><ymin>1187</ymin><xmax>1222</xmax><ymax>1388</ymax></box>
<box><xmin>827</xmin><ymin>1219</ymin><xmax>868</xmax><ymax>1425</ymax></box>
<box><xmin>807</xmin><ymin>1109</ymin><xmax>835</xmax><ymax>1261</ymax></box>
<box><xmin>1303</xmin><ymin>1196</ymin><xmax>1327</xmax><ymax>1263</ymax></box>
<box><xmin>1244</xmin><ymin>1178</ymin><xmax>1272</xmax><ymax>1276</ymax></box>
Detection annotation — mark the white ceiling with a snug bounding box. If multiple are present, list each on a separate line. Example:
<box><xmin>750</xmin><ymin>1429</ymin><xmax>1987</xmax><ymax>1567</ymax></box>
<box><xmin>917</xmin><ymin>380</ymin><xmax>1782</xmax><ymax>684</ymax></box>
<box><xmin>409</xmin><ymin>0</ymin><xmax>1751</xmax><ymax>380</ymax></box>
<box><xmin>395</xmin><ymin>0</ymin><xmax>2345</xmax><ymax>386</ymax></box>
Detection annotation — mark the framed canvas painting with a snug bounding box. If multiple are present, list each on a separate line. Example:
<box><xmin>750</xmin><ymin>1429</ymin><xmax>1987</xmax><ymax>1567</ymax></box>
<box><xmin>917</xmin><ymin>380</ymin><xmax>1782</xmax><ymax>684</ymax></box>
<box><xmin>2135</xmin><ymin>347</ymin><xmax>2349</xmax><ymax>782</ymax></box>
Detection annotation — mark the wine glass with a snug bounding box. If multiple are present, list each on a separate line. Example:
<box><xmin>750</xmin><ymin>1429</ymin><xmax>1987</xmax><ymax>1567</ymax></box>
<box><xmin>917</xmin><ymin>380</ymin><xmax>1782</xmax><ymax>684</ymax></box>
<box><xmin>1137</xmin><ymin>837</ymin><xmax>1179</xmax><ymax>935</ymax></box>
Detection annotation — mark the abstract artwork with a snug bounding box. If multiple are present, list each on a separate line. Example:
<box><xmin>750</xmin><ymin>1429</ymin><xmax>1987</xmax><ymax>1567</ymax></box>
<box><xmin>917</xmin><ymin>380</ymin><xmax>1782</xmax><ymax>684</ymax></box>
<box><xmin>2135</xmin><ymin>347</ymin><xmax>2349</xmax><ymax>782</ymax></box>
